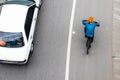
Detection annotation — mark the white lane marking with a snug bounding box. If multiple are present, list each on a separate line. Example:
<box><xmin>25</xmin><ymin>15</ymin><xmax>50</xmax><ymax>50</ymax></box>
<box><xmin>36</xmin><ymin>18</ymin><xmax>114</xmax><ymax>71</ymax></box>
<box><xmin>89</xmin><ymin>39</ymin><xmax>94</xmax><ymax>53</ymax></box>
<box><xmin>114</xmin><ymin>8</ymin><xmax>120</xmax><ymax>12</ymax></box>
<box><xmin>114</xmin><ymin>14</ymin><xmax>120</xmax><ymax>20</ymax></box>
<box><xmin>65</xmin><ymin>0</ymin><xmax>77</xmax><ymax>80</ymax></box>
<box><xmin>114</xmin><ymin>0</ymin><xmax>120</xmax><ymax>2</ymax></box>
<box><xmin>72</xmin><ymin>31</ymin><xmax>76</xmax><ymax>34</ymax></box>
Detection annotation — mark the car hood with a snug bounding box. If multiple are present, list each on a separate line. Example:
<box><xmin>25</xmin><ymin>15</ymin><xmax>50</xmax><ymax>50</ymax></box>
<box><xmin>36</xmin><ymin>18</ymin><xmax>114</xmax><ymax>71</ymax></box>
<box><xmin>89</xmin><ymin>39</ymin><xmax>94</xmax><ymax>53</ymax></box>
<box><xmin>0</xmin><ymin>46</ymin><xmax>27</xmax><ymax>61</ymax></box>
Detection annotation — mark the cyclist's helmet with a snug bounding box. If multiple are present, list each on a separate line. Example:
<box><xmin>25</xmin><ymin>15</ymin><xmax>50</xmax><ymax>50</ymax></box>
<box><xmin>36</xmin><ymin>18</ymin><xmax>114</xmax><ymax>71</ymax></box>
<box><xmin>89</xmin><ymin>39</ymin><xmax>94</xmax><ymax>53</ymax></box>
<box><xmin>88</xmin><ymin>16</ymin><xmax>94</xmax><ymax>23</ymax></box>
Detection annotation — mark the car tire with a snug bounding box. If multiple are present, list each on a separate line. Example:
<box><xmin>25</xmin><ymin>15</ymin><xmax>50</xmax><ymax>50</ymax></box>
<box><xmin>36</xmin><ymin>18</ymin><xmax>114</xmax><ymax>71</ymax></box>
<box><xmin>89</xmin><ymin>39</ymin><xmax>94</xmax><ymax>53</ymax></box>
<box><xmin>30</xmin><ymin>41</ymin><xmax>34</xmax><ymax>54</ymax></box>
<box><xmin>26</xmin><ymin>41</ymin><xmax>34</xmax><ymax>65</ymax></box>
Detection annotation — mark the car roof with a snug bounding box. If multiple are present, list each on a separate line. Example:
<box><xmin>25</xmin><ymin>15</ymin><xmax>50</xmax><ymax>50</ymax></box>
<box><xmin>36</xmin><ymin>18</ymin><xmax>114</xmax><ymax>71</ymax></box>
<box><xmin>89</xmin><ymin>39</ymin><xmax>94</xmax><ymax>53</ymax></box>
<box><xmin>0</xmin><ymin>4</ymin><xmax>29</xmax><ymax>32</ymax></box>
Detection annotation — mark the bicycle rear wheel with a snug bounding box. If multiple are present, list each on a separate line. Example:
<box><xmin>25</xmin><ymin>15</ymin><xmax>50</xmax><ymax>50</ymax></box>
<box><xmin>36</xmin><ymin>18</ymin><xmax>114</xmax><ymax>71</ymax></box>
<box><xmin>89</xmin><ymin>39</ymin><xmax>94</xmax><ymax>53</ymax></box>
<box><xmin>87</xmin><ymin>47</ymin><xmax>89</xmax><ymax>55</ymax></box>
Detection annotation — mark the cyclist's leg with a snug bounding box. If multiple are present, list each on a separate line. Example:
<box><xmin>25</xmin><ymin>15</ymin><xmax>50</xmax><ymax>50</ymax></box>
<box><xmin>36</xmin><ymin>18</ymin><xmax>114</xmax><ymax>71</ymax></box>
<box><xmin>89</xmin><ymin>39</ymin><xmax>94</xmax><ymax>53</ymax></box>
<box><xmin>89</xmin><ymin>38</ymin><xmax>91</xmax><ymax>48</ymax></box>
<box><xmin>86</xmin><ymin>37</ymin><xmax>91</xmax><ymax>54</ymax></box>
<box><xmin>84</xmin><ymin>27</ymin><xmax>86</xmax><ymax>34</ymax></box>
<box><xmin>84</xmin><ymin>27</ymin><xmax>87</xmax><ymax>38</ymax></box>
<box><xmin>91</xmin><ymin>36</ymin><xmax>94</xmax><ymax>43</ymax></box>
<box><xmin>86</xmin><ymin>37</ymin><xmax>88</xmax><ymax>47</ymax></box>
<box><xmin>86</xmin><ymin>37</ymin><xmax>91</xmax><ymax>48</ymax></box>
<box><xmin>87</xmin><ymin>37</ymin><xmax>94</xmax><ymax>48</ymax></box>
<box><xmin>86</xmin><ymin>37</ymin><xmax>93</xmax><ymax>54</ymax></box>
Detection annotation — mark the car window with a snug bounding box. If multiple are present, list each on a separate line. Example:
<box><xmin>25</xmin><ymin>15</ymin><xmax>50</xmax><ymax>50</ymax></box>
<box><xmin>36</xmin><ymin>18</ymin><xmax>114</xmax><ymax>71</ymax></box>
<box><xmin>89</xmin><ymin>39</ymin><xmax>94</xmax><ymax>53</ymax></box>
<box><xmin>5</xmin><ymin>0</ymin><xmax>35</xmax><ymax>6</ymax></box>
<box><xmin>25</xmin><ymin>5</ymin><xmax>35</xmax><ymax>40</ymax></box>
<box><xmin>6</xmin><ymin>0</ymin><xmax>32</xmax><ymax>1</ymax></box>
<box><xmin>0</xmin><ymin>31</ymin><xmax>24</xmax><ymax>48</ymax></box>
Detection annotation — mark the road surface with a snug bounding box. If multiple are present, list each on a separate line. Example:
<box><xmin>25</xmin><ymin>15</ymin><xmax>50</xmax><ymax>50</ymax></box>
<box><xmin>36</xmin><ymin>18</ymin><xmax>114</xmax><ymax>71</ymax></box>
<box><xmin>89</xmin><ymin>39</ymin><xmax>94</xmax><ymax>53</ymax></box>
<box><xmin>69</xmin><ymin>0</ymin><xmax>113</xmax><ymax>80</ymax></box>
<box><xmin>0</xmin><ymin>0</ymin><xmax>113</xmax><ymax>80</ymax></box>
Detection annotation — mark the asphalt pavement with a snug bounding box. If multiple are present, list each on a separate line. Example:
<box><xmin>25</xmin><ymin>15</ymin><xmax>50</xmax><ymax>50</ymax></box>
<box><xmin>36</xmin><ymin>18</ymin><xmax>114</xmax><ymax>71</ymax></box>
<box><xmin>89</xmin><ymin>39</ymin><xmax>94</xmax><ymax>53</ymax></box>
<box><xmin>0</xmin><ymin>0</ymin><xmax>113</xmax><ymax>80</ymax></box>
<box><xmin>69</xmin><ymin>0</ymin><xmax>113</xmax><ymax>80</ymax></box>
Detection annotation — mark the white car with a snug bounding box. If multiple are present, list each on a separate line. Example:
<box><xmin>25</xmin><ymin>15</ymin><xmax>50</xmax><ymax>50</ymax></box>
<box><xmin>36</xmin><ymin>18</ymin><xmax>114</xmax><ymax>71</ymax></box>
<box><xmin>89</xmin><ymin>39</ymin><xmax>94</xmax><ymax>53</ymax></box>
<box><xmin>0</xmin><ymin>0</ymin><xmax>41</xmax><ymax>64</ymax></box>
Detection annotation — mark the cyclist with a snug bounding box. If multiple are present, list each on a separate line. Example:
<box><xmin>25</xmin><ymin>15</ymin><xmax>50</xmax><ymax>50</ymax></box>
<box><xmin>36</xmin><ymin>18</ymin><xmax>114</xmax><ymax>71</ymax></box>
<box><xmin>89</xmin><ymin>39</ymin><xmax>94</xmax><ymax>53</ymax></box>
<box><xmin>82</xmin><ymin>16</ymin><xmax>100</xmax><ymax>54</ymax></box>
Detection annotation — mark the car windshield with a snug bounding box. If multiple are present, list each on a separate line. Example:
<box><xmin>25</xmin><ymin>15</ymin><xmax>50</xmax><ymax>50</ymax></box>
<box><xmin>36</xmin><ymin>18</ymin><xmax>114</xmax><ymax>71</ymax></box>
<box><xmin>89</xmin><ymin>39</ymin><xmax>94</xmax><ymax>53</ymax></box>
<box><xmin>0</xmin><ymin>31</ymin><xmax>24</xmax><ymax>48</ymax></box>
<box><xmin>5</xmin><ymin>0</ymin><xmax>34</xmax><ymax>6</ymax></box>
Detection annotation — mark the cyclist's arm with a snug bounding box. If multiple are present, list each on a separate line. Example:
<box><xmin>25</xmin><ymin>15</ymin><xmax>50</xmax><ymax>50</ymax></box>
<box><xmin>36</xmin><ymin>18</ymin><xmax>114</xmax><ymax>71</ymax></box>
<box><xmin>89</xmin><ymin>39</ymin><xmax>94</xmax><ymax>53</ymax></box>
<box><xmin>94</xmin><ymin>21</ymin><xmax>100</xmax><ymax>27</ymax></box>
<box><xmin>82</xmin><ymin>20</ymin><xmax>88</xmax><ymax>25</ymax></box>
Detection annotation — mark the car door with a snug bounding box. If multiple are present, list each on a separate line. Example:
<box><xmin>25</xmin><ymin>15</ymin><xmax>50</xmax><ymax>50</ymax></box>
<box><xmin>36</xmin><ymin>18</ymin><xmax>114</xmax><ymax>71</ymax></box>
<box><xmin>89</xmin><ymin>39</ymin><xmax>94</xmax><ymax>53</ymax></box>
<box><xmin>24</xmin><ymin>3</ymin><xmax>39</xmax><ymax>53</ymax></box>
<box><xmin>24</xmin><ymin>4</ymin><xmax>36</xmax><ymax>52</ymax></box>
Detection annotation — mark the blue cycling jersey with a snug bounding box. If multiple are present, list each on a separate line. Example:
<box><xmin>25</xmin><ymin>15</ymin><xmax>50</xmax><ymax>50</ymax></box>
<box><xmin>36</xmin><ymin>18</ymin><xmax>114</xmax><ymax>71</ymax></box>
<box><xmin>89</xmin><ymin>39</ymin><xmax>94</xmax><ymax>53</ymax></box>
<box><xmin>82</xmin><ymin>20</ymin><xmax>100</xmax><ymax>37</ymax></box>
